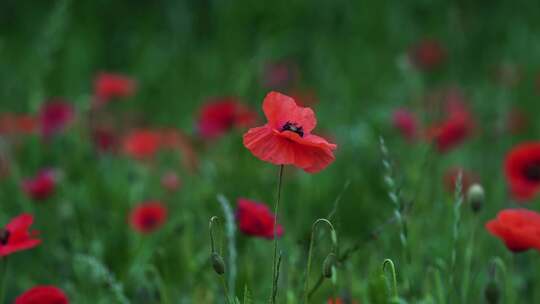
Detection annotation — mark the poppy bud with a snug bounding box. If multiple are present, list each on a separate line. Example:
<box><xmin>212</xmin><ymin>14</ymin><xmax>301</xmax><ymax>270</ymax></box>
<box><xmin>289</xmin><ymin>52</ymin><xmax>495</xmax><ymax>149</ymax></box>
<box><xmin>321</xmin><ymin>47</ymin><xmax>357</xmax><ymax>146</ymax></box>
<box><xmin>467</xmin><ymin>183</ymin><xmax>484</xmax><ymax>213</ymax></box>
<box><xmin>322</xmin><ymin>253</ymin><xmax>336</xmax><ymax>278</ymax></box>
<box><xmin>484</xmin><ymin>280</ymin><xmax>500</xmax><ymax>304</ymax></box>
<box><xmin>211</xmin><ymin>252</ymin><xmax>225</xmax><ymax>275</ymax></box>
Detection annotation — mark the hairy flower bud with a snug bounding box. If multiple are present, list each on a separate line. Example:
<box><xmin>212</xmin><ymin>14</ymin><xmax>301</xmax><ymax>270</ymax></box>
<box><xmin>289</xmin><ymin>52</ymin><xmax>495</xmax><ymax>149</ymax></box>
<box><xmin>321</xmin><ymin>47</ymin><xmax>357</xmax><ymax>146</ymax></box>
<box><xmin>322</xmin><ymin>253</ymin><xmax>336</xmax><ymax>278</ymax></box>
<box><xmin>211</xmin><ymin>252</ymin><xmax>225</xmax><ymax>275</ymax></box>
<box><xmin>467</xmin><ymin>183</ymin><xmax>485</xmax><ymax>213</ymax></box>
<box><xmin>484</xmin><ymin>280</ymin><xmax>500</xmax><ymax>304</ymax></box>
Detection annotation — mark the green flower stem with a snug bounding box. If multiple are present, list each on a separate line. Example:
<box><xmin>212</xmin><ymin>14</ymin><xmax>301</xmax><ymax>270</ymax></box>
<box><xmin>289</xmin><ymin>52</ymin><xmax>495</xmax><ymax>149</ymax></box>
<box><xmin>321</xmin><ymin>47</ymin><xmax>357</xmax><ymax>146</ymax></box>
<box><xmin>383</xmin><ymin>259</ymin><xmax>398</xmax><ymax>300</ymax></box>
<box><xmin>270</xmin><ymin>165</ymin><xmax>284</xmax><ymax>304</ymax></box>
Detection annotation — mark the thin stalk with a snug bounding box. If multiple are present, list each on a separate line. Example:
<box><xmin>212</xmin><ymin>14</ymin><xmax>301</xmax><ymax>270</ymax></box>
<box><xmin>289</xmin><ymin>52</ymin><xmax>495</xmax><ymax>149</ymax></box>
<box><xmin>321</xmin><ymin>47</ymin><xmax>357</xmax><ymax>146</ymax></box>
<box><xmin>271</xmin><ymin>252</ymin><xmax>283</xmax><ymax>303</ymax></box>
<box><xmin>461</xmin><ymin>218</ymin><xmax>477</xmax><ymax>302</ymax></box>
<box><xmin>270</xmin><ymin>165</ymin><xmax>285</xmax><ymax>304</ymax></box>
<box><xmin>220</xmin><ymin>276</ymin><xmax>232</xmax><ymax>304</ymax></box>
<box><xmin>303</xmin><ymin>219</ymin><xmax>336</xmax><ymax>303</ymax></box>
<box><xmin>449</xmin><ymin>171</ymin><xmax>463</xmax><ymax>300</ymax></box>
<box><xmin>0</xmin><ymin>258</ymin><xmax>9</xmax><ymax>304</ymax></box>
<box><xmin>383</xmin><ymin>259</ymin><xmax>399</xmax><ymax>300</ymax></box>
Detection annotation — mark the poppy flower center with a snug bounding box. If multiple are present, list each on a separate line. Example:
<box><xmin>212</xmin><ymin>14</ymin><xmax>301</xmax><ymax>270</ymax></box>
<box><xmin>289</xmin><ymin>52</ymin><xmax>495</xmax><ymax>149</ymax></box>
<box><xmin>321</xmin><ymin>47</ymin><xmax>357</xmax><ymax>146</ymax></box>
<box><xmin>142</xmin><ymin>216</ymin><xmax>158</xmax><ymax>229</ymax></box>
<box><xmin>0</xmin><ymin>229</ymin><xmax>10</xmax><ymax>245</ymax></box>
<box><xmin>281</xmin><ymin>121</ymin><xmax>304</xmax><ymax>137</ymax></box>
<box><xmin>524</xmin><ymin>163</ymin><xmax>540</xmax><ymax>182</ymax></box>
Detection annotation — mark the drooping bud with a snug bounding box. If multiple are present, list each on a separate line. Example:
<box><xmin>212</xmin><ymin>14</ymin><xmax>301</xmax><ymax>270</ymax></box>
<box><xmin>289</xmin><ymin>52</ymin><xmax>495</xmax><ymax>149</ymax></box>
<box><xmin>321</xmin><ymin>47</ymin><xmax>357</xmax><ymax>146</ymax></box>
<box><xmin>322</xmin><ymin>253</ymin><xmax>336</xmax><ymax>278</ymax></box>
<box><xmin>467</xmin><ymin>183</ymin><xmax>485</xmax><ymax>213</ymax></box>
<box><xmin>211</xmin><ymin>252</ymin><xmax>225</xmax><ymax>275</ymax></box>
<box><xmin>484</xmin><ymin>280</ymin><xmax>500</xmax><ymax>304</ymax></box>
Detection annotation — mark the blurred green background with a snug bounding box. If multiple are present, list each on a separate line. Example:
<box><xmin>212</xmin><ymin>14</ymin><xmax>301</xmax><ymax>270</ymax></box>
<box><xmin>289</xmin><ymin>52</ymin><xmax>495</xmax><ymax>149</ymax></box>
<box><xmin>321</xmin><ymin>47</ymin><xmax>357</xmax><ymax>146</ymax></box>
<box><xmin>1</xmin><ymin>0</ymin><xmax>540</xmax><ymax>303</ymax></box>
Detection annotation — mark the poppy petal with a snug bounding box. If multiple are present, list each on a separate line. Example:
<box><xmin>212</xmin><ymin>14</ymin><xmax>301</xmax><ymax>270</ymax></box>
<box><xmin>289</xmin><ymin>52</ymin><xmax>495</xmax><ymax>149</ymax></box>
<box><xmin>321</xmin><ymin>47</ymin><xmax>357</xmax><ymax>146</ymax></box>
<box><xmin>262</xmin><ymin>91</ymin><xmax>316</xmax><ymax>132</ymax></box>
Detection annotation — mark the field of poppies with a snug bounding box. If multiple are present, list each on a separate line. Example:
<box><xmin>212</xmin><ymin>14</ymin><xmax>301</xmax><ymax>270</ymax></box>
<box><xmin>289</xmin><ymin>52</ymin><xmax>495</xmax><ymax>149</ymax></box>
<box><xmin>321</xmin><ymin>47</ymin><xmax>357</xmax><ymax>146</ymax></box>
<box><xmin>2</xmin><ymin>1</ymin><xmax>540</xmax><ymax>303</ymax></box>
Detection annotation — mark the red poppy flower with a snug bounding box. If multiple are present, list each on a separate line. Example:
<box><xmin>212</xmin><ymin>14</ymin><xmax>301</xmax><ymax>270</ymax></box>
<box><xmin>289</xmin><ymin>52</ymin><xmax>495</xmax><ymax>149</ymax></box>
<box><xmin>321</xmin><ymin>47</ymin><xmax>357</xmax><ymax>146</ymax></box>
<box><xmin>39</xmin><ymin>100</ymin><xmax>74</xmax><ymax>138</ymax></box>
<box><xmin>122</xmin><ymin>130</ymin><xmax>162</xmax><ymax>159</ymax></box>
<box><xmin>427</xmin><ymin>100</ymin><xmax>474</xmax><ymax>153</ymax></box>
<box><xmin>0</xmin><ymin>214</ymin><xmax>41</xmax><ymax>257</ymax></box>
<box><xmin>15</xmin><ymin>285</ymin><xmax>69</xmax><ymax>304</ymax></box>
<box><xmin>94</xmin><ymin>72</ymin><xmax>136</xmax><ymax>105</ymax></box>
<box><xmin>408</xmin><ymin>39</ymin><xmax>446</xmax><ymax>71</ymax></box>
<box><xmin>130</xmin><ymin>202</ymin><xmax>168</xmax><ymax>234</ymax></box>
<box><xmin>392</xmin><ymin>108</ymin><xmax>418</xmax><ymax>141</ymax></box>
<box><xmin>443</xmin><ymin>167</ymin><xmax>479</xmax><ymax>194</ymax></box>
<box><xmin>243</xmin><ymin>92</ymin><xmax>337</xmax><ymax>173</ymax></box>
<box><xmin>485</xmin><ymin>209</ymin><xmax>540</xmax><ymax>252</ymax></box>
<box><xmin>197</xmin><ymin>98</ymin><xmax>257</xmax><ymax>139</ymax></box>
<box><xmin>22</xmin><ymin>169</ymin><xmax>57</xmax><ymax>201</ymax></box>
<box><xmin>161</xmin><ymin>171</ymin><xmax>181</xmax><ymax>192</ymax></box>
<box><xmin>236</xmin><ymin>198</ymin><xmax>283</xmax><ymax>239</ymax></box>
<box><xmin>505</xmin><ymin>142</ymin><xmax>540</xmax><ymax>201</ymax></box>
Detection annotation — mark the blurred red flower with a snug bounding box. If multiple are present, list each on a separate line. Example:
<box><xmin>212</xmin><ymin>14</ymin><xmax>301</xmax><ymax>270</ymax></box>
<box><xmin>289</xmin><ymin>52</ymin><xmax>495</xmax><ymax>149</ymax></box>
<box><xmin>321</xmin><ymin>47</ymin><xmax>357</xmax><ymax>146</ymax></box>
<box><xmin>15</xmin><ymin>285</ymin><xmax>68</xmax><ymax>304</ymax></box>
<box><xmin>0</xmin><ymin>113</ymin><xmax>37</xmax><ymax>136</ymax></box>
<box><xmin>443</xmin><ymin>167</ymin><xmax>479</xmax><ymax>194</ymax></box>
<box><xmin>486</xmin><ymin>209</ymin><xmax>540</xmax><ymax>252</ymax></box>
<box><xmin>39</xmin><ymin>100</ymin><xmax>74</xmax><ymax>138</ymax></box>
<box><xmin>122</xmin><ymin>130</ymin><xmax>162</xmax><ymax>159</ymax></box>
<box><xmin>392</xmin><ymin>108</ymin><xmax>418</xmax><ymax>141</ymax></box>
<box><xmin>427</xmin><ymin>101</ymin><xmax>474</xmax><ymax>153</ymax></box>
<box><xmin>92</xmin><ymin>127</ymin><xmax>118</xmax><ymax>153</ymax></box>
<box><xmin>236</xmin><ymin>198</ymin><xmax>283</xmax><ymax>239</ymax></box>
<box><xmin>243</xmin><ymin>91</ymin><xmax>337</xmax><ymax>173</ymax></box>
<box><xmin>197</xmin><ymin>98</ymin><xmax>257</xmax><ymax>139</ymax></box>
<box><xmin>505</xmin><ymin>142</ymin><xmax>540</xmax><ymax>201</ymax></box>
<box><xmin>161</xmin><ymin>171</ymin><xmax>181</xmax><ymax>192</ymax></box>
<box><xmin>262</xmin><ymin>61</ymin><xmax>298</xmax><ymax>88</ymax></box>
<box><xmin>328</xmin><ymin>298</ymin><xmax>358</xmax><ymax>304</ymax></box>
<box><xmin>22</xmin><ymin>169</ymin><xmax>57</xmax><ymax>201</ymax></box>
<box><xmin>409</xmin><ymin>39</ymin><xmax>446</xmax><ymax>71</ymax></box>
<box><xmin>94</xmin><ymin>72</ymin><xmax>136</xmax><ymax>105</ymax></box>
<box><xmin>159</xmin><ymin>129</ymin><xmax>199</xmax><ymax>172</ymax></box>
<box><xmin>0</xmin><ymin>214</ymin><xmax>41</xmax><ymax>257</ymax></box>
<box><xmin>130</xmin><ymin>202</ymin><xmax>168</xmax><ymax>234</ymax></box>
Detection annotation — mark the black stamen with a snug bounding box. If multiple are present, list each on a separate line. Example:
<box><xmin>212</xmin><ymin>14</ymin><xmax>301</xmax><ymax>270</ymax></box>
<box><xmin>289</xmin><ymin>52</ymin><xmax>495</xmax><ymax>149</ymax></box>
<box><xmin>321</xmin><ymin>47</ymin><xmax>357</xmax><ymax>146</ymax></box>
<box><xmin>0</xmin><ymin>229</ymin><xmax>10</xmax><ymax>245</ymax></box>
<box><xmin>281</xmin><ymin>121</ymin><xmax>304</xmax><ymax>137</ymax></box>
<box><xmin>143</xmin><ymin>216</ymin><xmax>158</xmax><ymax>228</ymax></box>
<box><xmin>524</xmin><ymin>163</ymin><xmax>540</xmax><ymax>182</ymax></box>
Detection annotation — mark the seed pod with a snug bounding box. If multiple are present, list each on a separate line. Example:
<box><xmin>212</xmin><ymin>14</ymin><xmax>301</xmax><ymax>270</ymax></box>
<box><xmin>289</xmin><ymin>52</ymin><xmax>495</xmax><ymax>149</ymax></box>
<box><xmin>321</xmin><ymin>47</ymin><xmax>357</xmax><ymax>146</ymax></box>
<box><xmin>211</xmin><ymin>252</ymin><xmax>225</xmax><ymax>275</ymax></box>
<box><xmin>322</xmin><ymin>253</ymin><xmax>336</xmax><ymax>278</ymax></box>
<box><xmin>484</xmin><ymin>281</ymin><xmax>500</xmax><ymax>304</ymax></box>
<box><xmin>467</xmin><ymin>183</ymin><xmax>485</xmax><ymax>213</ymax></box>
